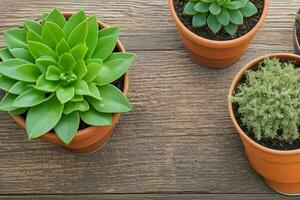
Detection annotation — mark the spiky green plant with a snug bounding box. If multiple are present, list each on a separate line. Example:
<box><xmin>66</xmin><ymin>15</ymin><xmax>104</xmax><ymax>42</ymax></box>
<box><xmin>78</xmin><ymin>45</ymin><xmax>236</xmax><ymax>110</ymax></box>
<box><xmin>231</xmin><ymin>58</ymin><xmax>300</xmax><ymax>142</ymax></box>
<box><xmin>183</xmin><ymin>0</ymin><xmax>258</xmax><ymax>36</ymax></box>
<box><xmin>0</xmin><ymin>9</ymin><xmax>135</xmax><ymax>144</ymax></box>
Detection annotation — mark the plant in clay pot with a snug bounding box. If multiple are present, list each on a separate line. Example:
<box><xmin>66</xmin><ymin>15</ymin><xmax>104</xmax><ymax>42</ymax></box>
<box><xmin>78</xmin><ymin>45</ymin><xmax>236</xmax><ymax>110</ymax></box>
<box><xmin>168</xmin><ymin>0</ymin><xmax>269</xmax><ymax>68</ymax></box>
<box><xmin>293</xmin><ymin>10</ymin><xmax>300</xmax><ymax>55</ymax></box>
<box><xmin>228</xmin><ymin>53</ymin><xmax>300</xmax><ymax>195</ymax></box>
<box><xmin>0</xmin><ymin>9</ymin><xmax>135</xmax><ymax>153</ymax></box>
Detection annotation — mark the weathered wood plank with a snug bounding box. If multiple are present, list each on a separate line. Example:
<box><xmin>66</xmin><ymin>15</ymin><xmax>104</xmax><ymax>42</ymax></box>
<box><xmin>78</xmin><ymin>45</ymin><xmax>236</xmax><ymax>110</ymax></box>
<box><xmin>0</xmin><ymin>0</ymin><xmax>299</xmax><ymax>196</ymax></box>
<box><xmin>0</xmin><ymin>194</ymin><xmax>297</xmax><ymax>200</ymax></box>
<box><xmin>0</xmin><ymin>0</ymin><xmax>298</xmax><ymax>51</ymax></box>
<box><xmin>0</xmin><ymin>49</ymin><xmax>288</xmax><ymax>194</ymax></box>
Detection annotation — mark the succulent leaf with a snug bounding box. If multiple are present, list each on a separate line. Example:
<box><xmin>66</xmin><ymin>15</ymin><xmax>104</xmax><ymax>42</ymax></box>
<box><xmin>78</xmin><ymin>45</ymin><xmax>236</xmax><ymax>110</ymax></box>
<box><xmin>183</xmin><ymin>0</ymin><xmax>258</xmax><ymax>36</ymax></box>
<box><xmin>80</xmin><ymin>108</ymin><xmax>112</xmax><ymax>126</ymax></box>
<box><xmin>26</xmin><ymin>96</ymin><xmax>63</xmax><ymax>139</ymax></box>
<box><xmin>0</xmin><ymin>9</ymin><xmax>134</xmax><ymax>144</ymax></box>
<box><xmin>54</xmin><ymin>112</ymin><xmax>80</xmax><ymax>144</ymax></box>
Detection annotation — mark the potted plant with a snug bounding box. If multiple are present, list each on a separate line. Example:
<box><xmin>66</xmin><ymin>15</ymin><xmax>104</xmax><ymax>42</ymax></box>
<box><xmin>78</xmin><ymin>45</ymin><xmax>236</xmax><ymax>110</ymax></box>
<box><xmin>168</xmin><ymin>0</ymin><xmax>269</xmax><ymax>68</ymax></box>
<box><xmin>228</xmin><ymin>53</ymin><xmax>300</xmax><ymax>195</ymax></box>
<box><xmin>293</xmin><ymin>10</ymin><xmax>300</xmax><ymax>55</ymax></box>
<box><xmin>0</xmin><ymin>9</ymin><xmax>135</xmax><ymax>153</ymax></box>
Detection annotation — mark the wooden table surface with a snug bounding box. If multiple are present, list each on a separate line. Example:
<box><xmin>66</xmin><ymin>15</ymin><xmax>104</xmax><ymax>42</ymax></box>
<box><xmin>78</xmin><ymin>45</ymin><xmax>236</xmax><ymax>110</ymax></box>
<box><xmin>0</xmin><ymin>0</ymin><xmax>299</xmax><ymax>199</ymax></box>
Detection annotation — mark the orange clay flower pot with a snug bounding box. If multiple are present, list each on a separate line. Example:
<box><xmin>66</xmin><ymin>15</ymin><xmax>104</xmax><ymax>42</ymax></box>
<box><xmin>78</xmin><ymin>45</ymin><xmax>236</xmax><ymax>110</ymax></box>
<box><xmin>10</xmin><ymin>13</ymin><xmax>129</xmax><ymax>154</ymax></box>
<box><xmin>168</xmin><ymin>0</ymin><xmax>269</xmax><ymax>69</ymax></box>
<box><xmin>228</xmin><ymin>53</ymin><xmax>300</xmax><ymax>195</ymax></box>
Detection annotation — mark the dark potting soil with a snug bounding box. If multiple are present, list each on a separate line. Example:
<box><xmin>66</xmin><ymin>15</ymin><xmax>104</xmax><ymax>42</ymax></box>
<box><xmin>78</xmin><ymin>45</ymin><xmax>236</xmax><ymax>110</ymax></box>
<box><xmin>232</xmin><ymin>59</ymin><xmax>300</xmax><ymax>151</ymax></box>
<box><xmin>173</xmin><ymin>0</ymin><xmax>264</xmax><ymax>41</ymax></box>
<box><xmin>296</xmin><ymin>9</ymin><xmax>300</xmax><ymax>45</ymax></box>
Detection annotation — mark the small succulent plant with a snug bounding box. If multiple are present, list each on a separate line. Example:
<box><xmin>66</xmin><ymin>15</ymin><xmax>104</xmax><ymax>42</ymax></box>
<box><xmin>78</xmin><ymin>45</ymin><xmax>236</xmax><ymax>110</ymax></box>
<box><xmin>183</xmin><ymin>0</ymin><xmax>258</xmax><ymax>36</ymax></box>
<box><xmin>0</xmin><ymin>9</ymin><xmax>135</xmax><ymax>144</ymax></box>
<box><xmin>231</xmin><ymin>58</ymin><xmax>300</xmax><ymax>142</ymax></box>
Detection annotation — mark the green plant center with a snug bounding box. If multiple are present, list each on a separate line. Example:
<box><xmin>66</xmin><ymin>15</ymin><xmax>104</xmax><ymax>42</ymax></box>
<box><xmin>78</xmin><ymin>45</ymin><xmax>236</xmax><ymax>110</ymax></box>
<box><xmin>60</xmin><ymin>72</ymin><xmax>77</xmax><ymax>85</ymax></box>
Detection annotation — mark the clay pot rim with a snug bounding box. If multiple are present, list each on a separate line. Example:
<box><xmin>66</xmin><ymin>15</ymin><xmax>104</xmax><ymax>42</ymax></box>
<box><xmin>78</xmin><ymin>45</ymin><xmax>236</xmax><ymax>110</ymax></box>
<box><xmin>228</xmin><ymin>53</ymin><xmax>300</xmax><ymax>155</ymax></box>
<box><xmin>168</xmin><ymin>0</ymin><xmax>269</xmax><ymax>48</ymax></box>
<box><xmin>10</xmin><ymin>12</ymin><xmax>129</xmax><ymax>140</ymax></box>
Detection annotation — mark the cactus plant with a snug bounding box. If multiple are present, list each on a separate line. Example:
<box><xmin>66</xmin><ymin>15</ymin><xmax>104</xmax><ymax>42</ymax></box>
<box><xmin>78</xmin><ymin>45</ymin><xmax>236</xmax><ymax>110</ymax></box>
<box><xmin>183</xmin><ymin>0</ymin><xmax>258</xmax><ymax>36</ymax></box>
<box><xmin>231</xmin><ymin>58</ymin><xmax>300</xmax><ymax>142</ymax></box>
<box><xmin>0</xmin><ymin>9</ymin><xmax>135</xmax><ymax>144</ymax></box>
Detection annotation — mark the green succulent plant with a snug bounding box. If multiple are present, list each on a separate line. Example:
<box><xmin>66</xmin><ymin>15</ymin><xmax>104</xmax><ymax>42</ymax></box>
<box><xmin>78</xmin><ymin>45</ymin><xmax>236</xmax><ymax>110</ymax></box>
<box><xmin>230</xmin><ymin>58</ymin><xmax>300</xmax><ymax>142</ymax></box>
<box><xmin>0</xmin><ymin>9</ymin><xmax>135</xmax><ymax>144</ymax></box>
<box><xmin>183</xmin><ymin>0</ymin><xmax>258</xmax><ymax>36</ymax></box>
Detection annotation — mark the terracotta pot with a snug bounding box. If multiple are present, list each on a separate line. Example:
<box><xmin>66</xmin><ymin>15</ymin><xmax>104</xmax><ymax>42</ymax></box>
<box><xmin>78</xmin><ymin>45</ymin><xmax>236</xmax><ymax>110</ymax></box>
<box><xmin>228</xmin><ymin>53</ymin><xmax>300</xmax><ymax>195</ymax></box>
<box><xmin>293</xmin><ymin>19</ymin><xmax>300</xmax><ymax>55</ymax></box>
<box><xmin>168</xmin><ymin>0</ymin><xmax>269</xmax><ymax>68</ymax></box>
<box><xmin>10</xmin><ymin>13</ymin><xmax>129</xmax><ymax>154</ymax></box>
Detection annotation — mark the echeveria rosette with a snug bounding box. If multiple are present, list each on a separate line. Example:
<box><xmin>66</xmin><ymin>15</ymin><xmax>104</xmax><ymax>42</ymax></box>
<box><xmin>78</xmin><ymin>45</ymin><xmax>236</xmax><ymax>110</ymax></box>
<box><xmin>183</xmin><ymin>0</ymin><xmax>258</xmax><ymax>36</ymax></box>
<box><xmin>0</xmin><ymin>9</ymin><xmax>135</xmax><ymax>145</ymax></box>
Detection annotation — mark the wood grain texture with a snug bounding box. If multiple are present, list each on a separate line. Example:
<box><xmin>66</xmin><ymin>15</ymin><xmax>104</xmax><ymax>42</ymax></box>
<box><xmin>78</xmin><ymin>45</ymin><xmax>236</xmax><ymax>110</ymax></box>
<box><xmin>0</xmin><ymin>0</ymin><xmax>299</xmax><ymax>198</ymax></box>
<box><xmin>0</xmin><ymin>194</ymin><xmax>295</xmax><ymax>200</ymax></box>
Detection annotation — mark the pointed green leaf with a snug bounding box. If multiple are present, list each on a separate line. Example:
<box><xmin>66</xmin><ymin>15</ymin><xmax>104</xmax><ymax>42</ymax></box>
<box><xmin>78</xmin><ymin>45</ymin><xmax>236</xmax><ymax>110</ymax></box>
<box><xmin>36</xmin><ymin>55</ymin><xmax>57</xmax><ymax>74</ymax></box>
<box><xmin>95</xmin><ymin>53</ymin><xmax>134</xmax><ymax>85</ymax></box>
<box><xmin>0</xmin><ymin>59</ymin><xmax>40</xmax><ymax>82</ymax></box>
<box><xmin>86</xmin><ymin>58</ymin><xmax>103</xmax><ymax>65</ymax></box>
<box><xmin>46</xmin><ymin>65</ymin><xmax>61</xmax><ymax>81</ymax></box>
<box><xmin>35</xmin><ymin>74</ymin><xmax>60</xmax><ymax>92</ymax></box>
<box><xmin>68</xmin><ymin>20</ymin><xmax>88</xmax><ymax>48</ymax></box>
<box><xmin>229</xmin><ymin>10</ymin><xmax>244</xmax><ymax>25</ymax></box>
<box><xmin>9</xmin><ymin>107</ymin><xmax>27</xmax><ymax>115</ymax></box>
<box><xmin>70</xmin><ymin>95</ymin><xmax>84</xmax><ymax>102</ymax></box>
<box><xmin>24</xmin><ymin>20</ymin><xmax>42</xmax><ymax>35</ymax></box>
<box><xmin>183</xmin><ymin>1</ymin><xmax>197</xmax><ymax>15</ymax></box>
<box><xmin>4</xmin><ymin>28</ymin><xmax>27</xmax><ymax>49</ymax></box>
<box><xmin>26</xmin><ymin>96</ymin><xmax>64</xmax><ymax>139</ymax></box>
<box><xmin>0</xmin><ymin>93</ymin><xmax>18</xmax><ymax>111</ymax></box>
<box><xmin>73</xmin><ymin>60</ymin><xmax>87</xmax><ymax>80</ymax></box>
<box><xmin>70</xmin><ymin>42</ymin><xmax>88</xmax><ymax>61</ymax></box>
<box><xmin>9</xmin><ymin>81</ymin><xmax>29</xmax><ymax>94</ymax></box>
<box><xmin>217</xmin><ymin>8</ymin><xmax>230</xmax><ymax>26</ymax></box>
<box><xmin>63</xmin><ymin>10</ymin><xmax>86</xmax><ymax>37</ymax></box>
<box><xmin>41</xmin><ymin>22</ymin><xmax>65</xmax><ymax>50</ymax></box>
<box><xmin>87</xmin><ymin>82</ymin><xmax>100</xmax><ymax>100</ymax></box>
<box><xmin>92</xmin><ymin>27</ymin><xmax>119</xmax><ymax>60</ymax></box>
<box><xmin>56</xmin><ymin>86</ymin><xmax>75</xmax><ymax>103</ymax></box>
<box><xmin>58</xmin><ymin>53</ymin><xmax>76</xmax><ymax>72</ymax></box>
<box><xmin>239</xmin><ymin>0</ymin><xmax>248</xmax><ymax>8</ymax></box>
<box><xmin>56</xmin><ymin>39</ymin><xmax>69</xmax><ymax>58</ymax></box>
<box><xmin>63</xmin><ymin>99</ymin><xmax>89</xmax><ymax>114</ymax></box>
<box><xmin>209</xmin><ymin>2</ymin><xmax>221</xmax><ymax>15</ymax></box>
<box><xmin>85</xmin><ymin>16</ymin><xmax>98</xmax><ymax>58</ymax></box>
<box><xmin>94</xmin><ymin>84</ymin><xmax>131</xmax><ymax>113</ymax></box>
<box><xmin>44</xmin><ymin>8</ymin><xmax>66</xmax><ymax>29</ymax></box>
<box><xmin>224</xmin><ymin>22</ymin><xmax>239</xmax><ymax>36</ymax></box>
<box><xmin>0</xmin><ymin>48</ymin><xmax>13</xmax><ymax>61</ymax></box>
<box><xmin>74</xmin><ymin>80</ymin><xmax>90</xmax><ymax>95</ymax></box>
<box><xmin>224</xmin><ymin>1</ymin><xmax>242</xmax><ymax>10</ymax></box>
<box><xmin>12</xmin><ymin>88</ymin><xmax>48</xmax><ymax>107</ymax></box>
<box><xmin>194</xmin><ymin>1</ymin><xmax>210</xmax><ymax>13</ymax></box>
<box><xmin>10</xmin><ymin>48</ymin><xmax>35</xmax><ymax>63</ymax></box>
<box><xmin>26</xmin><ymin>30</ymin><xmax>42</xmax><ymax>42</ymax></box>
<box><xmin>80</xmin><ymin>108</ymin><xmax>112</xmax><ymax>126</ymax></box>
<box><xmin>27</xmin><ymin>41</ymin><xmax>56</xmax><ymax>59</ymax></box>
<box><xmin>54</xmin><ymin>112</ymin><xmax>79</xmax><ymax>144</ymax></box>
<box><xmin>241</xmin><ymin>1</ymin><xmax>258</xmax><ymax>17</ymax></box>
<box><xmin>192</xmin><ymin>13</ymin><xmax>207</xmax><ymax>27</ymax></box>
<box><xmin>84</xmin><ymin>62</ymin><xmax>102</xmax><ymax>82</ymax></box>
<box><xmin>207</xmin><ymin>13</ymin><xmax>222</xmax><ymax>33</ymax></box>
<box><xmin>0</xmin><ymin>75</ymin><xmax>17</xmax><ymax>91</ymax></box>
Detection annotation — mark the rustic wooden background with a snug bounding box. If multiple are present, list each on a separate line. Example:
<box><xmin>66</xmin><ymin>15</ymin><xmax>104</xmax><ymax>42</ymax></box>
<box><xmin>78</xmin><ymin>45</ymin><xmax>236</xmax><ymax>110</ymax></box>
<box><xmin>0</xmin><ymin>0</ymin><xmax>299</xmax><ymax>199</ymax></box>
